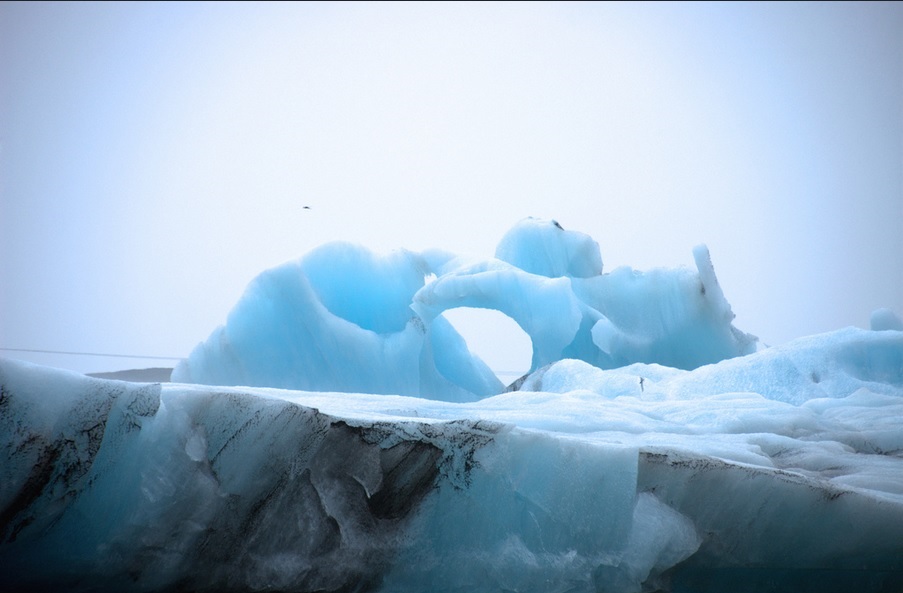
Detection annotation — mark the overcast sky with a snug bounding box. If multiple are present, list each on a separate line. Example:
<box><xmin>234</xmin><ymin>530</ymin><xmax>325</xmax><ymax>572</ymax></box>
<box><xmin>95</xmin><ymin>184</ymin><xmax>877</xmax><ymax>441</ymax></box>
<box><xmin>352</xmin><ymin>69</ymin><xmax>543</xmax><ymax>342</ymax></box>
<box><xmin>2</xmin><ymin>1</ymin><xmax>901</xmax><ymax>375</ymax></box>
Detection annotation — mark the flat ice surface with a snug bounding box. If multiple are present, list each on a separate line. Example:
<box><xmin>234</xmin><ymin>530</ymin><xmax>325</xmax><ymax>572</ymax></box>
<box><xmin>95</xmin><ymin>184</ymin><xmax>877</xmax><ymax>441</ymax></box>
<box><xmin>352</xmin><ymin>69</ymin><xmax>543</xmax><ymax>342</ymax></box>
<box><xmin>2</xmin><ymin>324</ymin><xmax>902</xmax><ymax>592</ymax></box>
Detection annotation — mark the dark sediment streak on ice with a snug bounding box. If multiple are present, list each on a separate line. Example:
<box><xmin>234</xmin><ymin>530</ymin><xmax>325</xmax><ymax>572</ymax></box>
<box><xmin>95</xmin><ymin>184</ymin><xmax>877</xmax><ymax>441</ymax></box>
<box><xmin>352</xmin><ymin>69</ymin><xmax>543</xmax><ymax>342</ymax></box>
<box><xmin>2</xmin><ymin>357</ymin><xmax>903</xmax><ymax>593</ymax></box>
<box><xmin>0</xmin><ymin>367</ymin><xmax>502</xmax><ymax>592</ymax></box>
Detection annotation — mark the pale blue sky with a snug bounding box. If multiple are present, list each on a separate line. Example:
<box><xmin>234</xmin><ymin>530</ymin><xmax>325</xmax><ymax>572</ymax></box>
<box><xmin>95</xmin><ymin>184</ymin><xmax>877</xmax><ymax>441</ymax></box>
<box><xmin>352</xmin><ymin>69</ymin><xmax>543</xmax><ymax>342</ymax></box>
<box><xmin>2</xmin><ymin>2</ymin><xmax>901</xmax><ymax>374</ymax></box>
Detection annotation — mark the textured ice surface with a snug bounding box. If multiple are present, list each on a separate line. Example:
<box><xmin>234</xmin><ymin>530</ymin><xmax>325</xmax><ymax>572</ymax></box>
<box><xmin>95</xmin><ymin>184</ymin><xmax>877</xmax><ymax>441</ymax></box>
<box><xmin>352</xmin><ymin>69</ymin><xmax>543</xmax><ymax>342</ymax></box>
<box><xmin>3</xmin><ymin>323</ymin><xmax>903</xmax><ymax>592</ymax></box>
<box><xmin>173</xmin><ymin>218</ymin><xmax>756</xmax><ymax>398</ymax></box>
<box><xmin>3</xmin><ymin>220</ymin><xmax>901</xmax><ymax>591</ymax></box>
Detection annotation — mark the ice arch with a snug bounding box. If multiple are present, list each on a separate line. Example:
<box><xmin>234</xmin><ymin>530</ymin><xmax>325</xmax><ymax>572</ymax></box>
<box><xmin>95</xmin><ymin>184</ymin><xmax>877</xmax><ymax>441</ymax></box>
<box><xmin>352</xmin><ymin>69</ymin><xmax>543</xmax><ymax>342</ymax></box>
<box><xmin>173</xmin><ymin>218</ymin><xmax>757</xmax><ymax>400</ymax></box>
<box><xmin>411</xmin><ymin>260</ymin><xmax>583</xmax><ymax>372</ymax></box>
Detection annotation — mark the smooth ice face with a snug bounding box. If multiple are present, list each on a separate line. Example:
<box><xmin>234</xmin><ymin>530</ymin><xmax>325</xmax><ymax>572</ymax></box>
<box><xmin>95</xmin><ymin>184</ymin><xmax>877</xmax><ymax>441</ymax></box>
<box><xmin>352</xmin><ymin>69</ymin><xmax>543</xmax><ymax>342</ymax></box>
<box><xmin>174</xmin><ymin>218</ymin><xmax>756</xmax><ymax>398</ymax></box>
<box><xmin>171</xmin><ymin>243</ymin><xmax>502</xmax><ymax>402</ymax></box>
<box><xmin>494</xmin><ymin>216</ymin><xmax>604</xmax><ymax>278</ymax></box>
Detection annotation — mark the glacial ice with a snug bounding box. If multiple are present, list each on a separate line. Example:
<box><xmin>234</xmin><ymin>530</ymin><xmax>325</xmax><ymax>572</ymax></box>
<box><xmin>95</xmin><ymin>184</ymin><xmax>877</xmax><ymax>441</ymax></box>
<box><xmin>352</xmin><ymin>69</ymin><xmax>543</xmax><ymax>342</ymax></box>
<box><xmin>2</xmin><ymin>218</ymin><xmax>902</xmax><ymax>592</ymax></box>
<box><xmin>173</xmin><ymin>218</ymin><xmax>757</xmax><ymax>398</ymax></box>
<box><xmin>3</xmin><ymin>323</ymin><xmax>903</xmax><ymax>592</ymax></box>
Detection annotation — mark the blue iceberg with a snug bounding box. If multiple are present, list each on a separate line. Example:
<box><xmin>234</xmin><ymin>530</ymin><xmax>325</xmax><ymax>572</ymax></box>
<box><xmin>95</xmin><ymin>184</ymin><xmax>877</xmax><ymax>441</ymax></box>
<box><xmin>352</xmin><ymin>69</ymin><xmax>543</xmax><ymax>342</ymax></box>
<box><xmin>2</xmin><ymin>219</ymin><xmax>901</xmax><ymax>592</ymax></box>
<box><xmin>172</xmin><ymin>218</ymin><xmax>757</xmax><ymax>399</ymax></box>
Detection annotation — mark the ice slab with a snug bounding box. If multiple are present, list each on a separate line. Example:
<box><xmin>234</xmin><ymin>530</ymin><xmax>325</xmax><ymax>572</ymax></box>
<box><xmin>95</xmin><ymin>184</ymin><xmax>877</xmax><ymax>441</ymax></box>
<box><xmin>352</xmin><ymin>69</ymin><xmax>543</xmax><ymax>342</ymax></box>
<box><xmin>3</xmin><ymin>323</ymin><xmax>903</xmax><ymax>593</ymax></box>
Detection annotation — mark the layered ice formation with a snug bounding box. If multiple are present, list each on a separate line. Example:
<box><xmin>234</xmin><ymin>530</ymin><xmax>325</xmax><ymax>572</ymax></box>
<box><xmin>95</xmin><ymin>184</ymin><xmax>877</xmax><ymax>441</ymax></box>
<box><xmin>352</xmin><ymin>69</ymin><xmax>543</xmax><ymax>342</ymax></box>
<box><xmin>2</xmin><ymin>325</ymin><xmax>903</xmax><ymax>592</ymax></box>
<box><xmin>173</xmin><ymin>218</ymin><xmax>757</xmax><ymax>399</ymax></box>
<box><xmin>2</xmin><ymin>219</ymin><xmax>901</xmax><ymax>592</ymax></box>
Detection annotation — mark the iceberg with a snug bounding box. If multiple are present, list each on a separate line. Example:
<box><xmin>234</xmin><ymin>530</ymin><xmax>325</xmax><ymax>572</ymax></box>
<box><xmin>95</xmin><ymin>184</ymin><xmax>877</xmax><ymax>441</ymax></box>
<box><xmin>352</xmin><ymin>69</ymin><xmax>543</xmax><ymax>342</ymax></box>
<box><xmin>172</xmin><ymin>218</ymin><xmax>757</xmax><ymax>399</ymax></box>
<box><xmin>2</xmin><ymin>219</ymin><xmax>902</xmax><ymax>592</ymax></box>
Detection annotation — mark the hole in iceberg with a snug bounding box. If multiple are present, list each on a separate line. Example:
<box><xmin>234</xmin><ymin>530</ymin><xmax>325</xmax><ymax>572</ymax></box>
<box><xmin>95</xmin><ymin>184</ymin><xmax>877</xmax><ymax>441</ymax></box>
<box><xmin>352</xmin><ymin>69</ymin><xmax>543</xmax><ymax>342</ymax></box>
<box><xmin>441</xmin><ymin>307</ymin><xmax>533</xmax><ymax>384</ymax></box>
